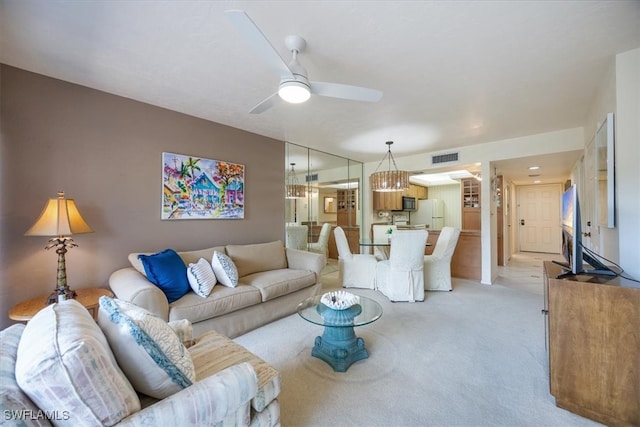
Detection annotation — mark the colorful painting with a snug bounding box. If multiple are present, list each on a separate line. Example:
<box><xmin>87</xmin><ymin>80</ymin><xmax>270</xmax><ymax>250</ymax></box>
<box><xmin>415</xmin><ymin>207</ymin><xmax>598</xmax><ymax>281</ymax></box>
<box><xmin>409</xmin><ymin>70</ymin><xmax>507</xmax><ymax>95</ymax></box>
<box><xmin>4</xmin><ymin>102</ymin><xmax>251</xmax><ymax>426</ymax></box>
<box><xmin>162</xmin><ymin>152</ymin><xmax>244</xmax><ymax>220</ymax></box>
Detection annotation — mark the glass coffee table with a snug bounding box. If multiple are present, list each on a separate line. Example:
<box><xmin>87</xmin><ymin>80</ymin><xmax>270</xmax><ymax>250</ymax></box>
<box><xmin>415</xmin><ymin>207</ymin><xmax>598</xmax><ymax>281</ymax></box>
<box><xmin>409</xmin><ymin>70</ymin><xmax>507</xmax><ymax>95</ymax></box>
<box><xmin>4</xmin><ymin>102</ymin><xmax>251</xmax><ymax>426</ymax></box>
<box><xmin>297</xmin><ymin>294</ymin><xmax>383</xmax><ymax>372</ymax></box>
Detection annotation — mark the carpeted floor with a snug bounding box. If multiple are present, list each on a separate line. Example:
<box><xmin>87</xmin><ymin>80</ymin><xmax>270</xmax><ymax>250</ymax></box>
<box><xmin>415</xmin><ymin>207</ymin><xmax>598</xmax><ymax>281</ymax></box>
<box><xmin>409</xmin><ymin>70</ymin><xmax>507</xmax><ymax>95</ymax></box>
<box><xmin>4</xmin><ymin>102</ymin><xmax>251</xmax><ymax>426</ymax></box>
<box><xmin>235</xmin><ymin>256</ymin><xmax>602</xmax><ymax>426</ymax></box>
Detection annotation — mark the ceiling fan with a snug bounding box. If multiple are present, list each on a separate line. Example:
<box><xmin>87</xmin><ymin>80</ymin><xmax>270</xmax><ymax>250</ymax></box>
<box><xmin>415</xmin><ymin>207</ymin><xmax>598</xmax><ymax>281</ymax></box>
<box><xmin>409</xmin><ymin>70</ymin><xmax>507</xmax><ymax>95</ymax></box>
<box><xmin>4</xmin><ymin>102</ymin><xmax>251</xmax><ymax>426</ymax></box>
<box><xmin>225</xmin><ymin>10</ymin><xmax>383</xmax><ymax>114</ymax></box>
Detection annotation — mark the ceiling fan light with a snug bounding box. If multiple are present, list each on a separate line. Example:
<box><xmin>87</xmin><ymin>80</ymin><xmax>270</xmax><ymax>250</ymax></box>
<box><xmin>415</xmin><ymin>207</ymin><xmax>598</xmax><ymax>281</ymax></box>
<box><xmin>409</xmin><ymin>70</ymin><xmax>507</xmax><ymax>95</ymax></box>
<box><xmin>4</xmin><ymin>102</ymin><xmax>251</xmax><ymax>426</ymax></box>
<box><xmin>279</xmin><ymin>81</ymin><xmax>311</xmax><ymax>104</ymax></box>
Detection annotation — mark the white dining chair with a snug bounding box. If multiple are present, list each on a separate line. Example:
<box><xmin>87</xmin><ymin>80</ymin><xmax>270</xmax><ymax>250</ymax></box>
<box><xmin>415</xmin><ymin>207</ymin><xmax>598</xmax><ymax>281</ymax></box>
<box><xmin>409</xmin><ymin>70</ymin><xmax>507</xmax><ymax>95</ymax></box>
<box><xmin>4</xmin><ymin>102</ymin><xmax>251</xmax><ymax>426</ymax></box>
<box><xmin>285</xmin><ymin>224</ymin><xmax>308</xmax><ymax>251</ymax></box>
<box><xmin>334</xmin><ymin>226</ymin><xmax>378</xmax><ymax>289</ymax></box>
<box><xmin>372</xmin><ymin>224</ymin><xmax>396</xmax><ymax>260</ymax></box>
<box><xmin>375</xmin><ymin>229</ymin><xmax>428</xmax><ymax>302</ymax></box>
<box><xmin>308</xmin><ymin>222</ymin><xmax>331</xmax><ymax>260</ymax></box>
<box><xmin>423</xmin><ymin>227</ymin><xmax>461</xmax><ymax>291</ymax></box>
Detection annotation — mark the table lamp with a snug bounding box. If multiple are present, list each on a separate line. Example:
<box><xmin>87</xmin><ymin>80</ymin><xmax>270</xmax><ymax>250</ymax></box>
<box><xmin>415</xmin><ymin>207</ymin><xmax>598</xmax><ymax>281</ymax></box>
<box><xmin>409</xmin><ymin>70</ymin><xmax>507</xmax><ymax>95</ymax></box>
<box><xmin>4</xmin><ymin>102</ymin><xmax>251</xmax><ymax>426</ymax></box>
<box><xmin>24</xmin><ymin>191</ymin><xmax>94</xmax><ymax>304</ymax></box>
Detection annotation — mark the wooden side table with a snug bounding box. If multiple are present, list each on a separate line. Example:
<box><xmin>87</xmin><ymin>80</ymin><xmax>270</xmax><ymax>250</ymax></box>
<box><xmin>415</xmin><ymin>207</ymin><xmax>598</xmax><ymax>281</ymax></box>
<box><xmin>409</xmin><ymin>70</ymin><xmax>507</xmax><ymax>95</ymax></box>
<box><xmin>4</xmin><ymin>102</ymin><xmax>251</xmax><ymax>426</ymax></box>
<box><xmin>9</xmin><ymin>288</ymin><xmax>114</xmax><ymax>321</ymax></box>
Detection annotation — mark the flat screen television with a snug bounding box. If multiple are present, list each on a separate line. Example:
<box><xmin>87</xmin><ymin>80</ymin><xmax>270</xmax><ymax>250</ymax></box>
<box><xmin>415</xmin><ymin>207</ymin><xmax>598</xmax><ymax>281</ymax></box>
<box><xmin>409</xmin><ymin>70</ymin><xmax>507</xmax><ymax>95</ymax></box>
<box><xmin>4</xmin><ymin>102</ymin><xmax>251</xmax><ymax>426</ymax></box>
<box><xmin>554</xmin><ymin>184</ymin><xmax>616</xmax><ymax>279</ymax></box>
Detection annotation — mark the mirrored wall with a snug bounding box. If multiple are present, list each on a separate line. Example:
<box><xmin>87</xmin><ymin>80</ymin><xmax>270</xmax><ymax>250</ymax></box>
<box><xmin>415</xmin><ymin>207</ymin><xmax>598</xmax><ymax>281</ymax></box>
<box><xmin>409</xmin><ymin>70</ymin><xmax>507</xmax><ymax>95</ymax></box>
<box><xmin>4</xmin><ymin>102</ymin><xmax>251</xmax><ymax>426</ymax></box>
<box><xmin>285</xmin><ymin>142</ymin><xmax>363</xmax><ymax>259</ymax></box>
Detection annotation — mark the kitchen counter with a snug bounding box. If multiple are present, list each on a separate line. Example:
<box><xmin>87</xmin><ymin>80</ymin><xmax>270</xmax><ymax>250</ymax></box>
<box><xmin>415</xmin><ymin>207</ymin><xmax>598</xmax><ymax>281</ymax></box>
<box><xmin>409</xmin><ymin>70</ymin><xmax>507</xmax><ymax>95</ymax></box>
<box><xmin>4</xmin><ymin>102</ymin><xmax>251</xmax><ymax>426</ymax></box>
<box><xmin>426</xmin><ymin>229</ymin><xmax>481</xmax><ymax>280</ymax></box>
<box><xmin>370</xmin><ymin>223</ymin><xmax>481</xmax><ymax>280</ymax></box>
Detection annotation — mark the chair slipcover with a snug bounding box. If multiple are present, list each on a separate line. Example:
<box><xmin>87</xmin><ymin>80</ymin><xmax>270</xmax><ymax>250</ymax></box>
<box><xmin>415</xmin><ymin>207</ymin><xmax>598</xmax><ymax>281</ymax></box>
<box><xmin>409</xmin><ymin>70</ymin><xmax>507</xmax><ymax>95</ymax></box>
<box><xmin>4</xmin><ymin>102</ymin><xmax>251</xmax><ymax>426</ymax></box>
<box><xmin>308</xmin><ymin>223</ymin><xmax>331</xmax><ymax>260</ymax></box>
<box><xmin>371</xmin><ymin>225</ymin><xmax>396</xmax><ymax>261</ymax></box>
<box><xmin>334</xmin><ymin>226</ymin><xmax>377</xmax><ymax>289</ymax></box>
<box><xmin>285</xmin><ymin>224</ymin><xmax>308</xmax><ymax>251</ymax></box>
<box><xmin>423</xmin><ymin>227</ymin><xmax>461</xmax><ymax>291</ymax></box>
<box><xmin>375</xmin><ymin>229</ymin><xmax>428</xmax><ymax>302</ymax></box>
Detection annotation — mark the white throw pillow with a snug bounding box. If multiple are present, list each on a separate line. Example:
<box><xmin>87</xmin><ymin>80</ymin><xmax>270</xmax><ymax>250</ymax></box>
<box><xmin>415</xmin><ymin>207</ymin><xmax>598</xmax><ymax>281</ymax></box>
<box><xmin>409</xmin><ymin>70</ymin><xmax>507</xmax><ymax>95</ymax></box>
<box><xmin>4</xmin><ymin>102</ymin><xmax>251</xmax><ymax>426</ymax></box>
<box><xmin>211</xmin><ymin>250</ymin><xmax>239</xmax><ymax>287</ymax></box>
<box><xmin>97</xmin><ymin>297</ymin><xmax>196</xmax><ymax>399</ymax></box>
<box><xmin>187</xmin><ymin>257</ymin><xmax>217</xmax><ymax>297</ymax></box>
<box><xmin>15</xmin><ymin>300</ymin><xmax>140</xmax><ymax>426</ymax></box>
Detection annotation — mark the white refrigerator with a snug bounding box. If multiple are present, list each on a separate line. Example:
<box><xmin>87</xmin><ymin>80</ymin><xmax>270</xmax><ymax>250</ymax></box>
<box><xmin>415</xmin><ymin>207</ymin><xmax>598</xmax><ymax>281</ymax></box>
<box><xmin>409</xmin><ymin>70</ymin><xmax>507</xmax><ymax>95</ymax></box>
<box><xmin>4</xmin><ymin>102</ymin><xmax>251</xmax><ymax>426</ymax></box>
<box><xmin>412</xmin><ymin>199</ymin><xmax>445</xmax><ymax>229</ymax></box>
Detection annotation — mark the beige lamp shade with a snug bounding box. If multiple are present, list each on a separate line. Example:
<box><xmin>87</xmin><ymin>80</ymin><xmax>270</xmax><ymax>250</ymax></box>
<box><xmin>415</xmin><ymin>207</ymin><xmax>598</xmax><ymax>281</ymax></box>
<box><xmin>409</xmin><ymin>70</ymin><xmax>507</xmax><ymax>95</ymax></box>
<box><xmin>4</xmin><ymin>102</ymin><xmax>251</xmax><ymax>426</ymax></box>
<box><xmin>370</xmin><ymin>141</ymin><xmax>410</xmax><ymax>192</ymax></box>
<box><xmin>25</xmin><ymin>192</ymin><xmax>93</xmax><ymax>237</ymax></box>
<box><xmin>286</xmin><ymin>184</ymin><xmax>307</xmax><ymax>199</ymax></box>
<box><xmin>285</xmin><ymin>163</ymin><xmax>307</xmax><ymax>199</ymax></box>
<box><xmin>370</xmin><ymin>170</ymin><xmax>410</xmax><ymax>192</ymax></box>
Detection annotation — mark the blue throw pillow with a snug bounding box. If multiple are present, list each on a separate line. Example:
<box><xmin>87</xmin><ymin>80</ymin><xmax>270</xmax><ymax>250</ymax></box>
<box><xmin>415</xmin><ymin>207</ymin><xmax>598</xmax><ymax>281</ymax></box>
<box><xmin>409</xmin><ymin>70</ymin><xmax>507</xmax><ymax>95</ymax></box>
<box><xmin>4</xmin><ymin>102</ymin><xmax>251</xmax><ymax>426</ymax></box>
<box><xmin>138</xmin><ymin>249</ymin><xmax>190</xmax><ymax>303</ymax></box>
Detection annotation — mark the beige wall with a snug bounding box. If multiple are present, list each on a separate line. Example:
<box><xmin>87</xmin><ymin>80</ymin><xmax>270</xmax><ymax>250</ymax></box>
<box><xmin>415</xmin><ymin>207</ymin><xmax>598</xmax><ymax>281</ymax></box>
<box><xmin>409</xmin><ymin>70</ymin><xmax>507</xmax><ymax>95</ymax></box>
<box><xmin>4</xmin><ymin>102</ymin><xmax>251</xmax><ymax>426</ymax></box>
<box><xmin>0</xmin><ymin>65</ymin><xmax>285</xmax><ymax>328</ymax></box>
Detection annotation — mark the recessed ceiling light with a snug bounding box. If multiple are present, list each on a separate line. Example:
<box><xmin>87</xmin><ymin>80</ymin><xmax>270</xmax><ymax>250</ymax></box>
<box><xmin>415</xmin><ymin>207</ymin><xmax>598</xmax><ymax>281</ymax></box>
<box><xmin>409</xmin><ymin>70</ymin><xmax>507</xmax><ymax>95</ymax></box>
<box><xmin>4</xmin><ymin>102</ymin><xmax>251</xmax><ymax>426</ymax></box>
<box><xmin>529</xmin><ymin>166</ymin><xmax>540</xmax><ymax>170</ymax></box>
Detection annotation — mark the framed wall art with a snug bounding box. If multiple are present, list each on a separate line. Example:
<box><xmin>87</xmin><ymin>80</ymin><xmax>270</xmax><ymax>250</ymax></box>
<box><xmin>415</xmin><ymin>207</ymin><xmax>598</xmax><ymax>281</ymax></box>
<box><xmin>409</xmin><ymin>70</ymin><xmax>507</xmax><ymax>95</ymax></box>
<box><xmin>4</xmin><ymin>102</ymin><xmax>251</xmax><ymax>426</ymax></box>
<box><xmin>162</xmin><ymin>152</ymin><xmax>244</xmax><ymax>220</ymax></box>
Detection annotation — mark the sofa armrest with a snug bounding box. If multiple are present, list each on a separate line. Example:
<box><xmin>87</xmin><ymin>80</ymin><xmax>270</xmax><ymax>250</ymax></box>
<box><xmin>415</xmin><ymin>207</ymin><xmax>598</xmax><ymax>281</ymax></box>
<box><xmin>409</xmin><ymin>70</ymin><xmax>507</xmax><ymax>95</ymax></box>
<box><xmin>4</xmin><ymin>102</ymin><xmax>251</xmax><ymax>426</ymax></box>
<box><xmin>117</xmin><ymin>362</ymin><xmax>258</xmax><ymax>426</ymax></box>
<box><xmin>285</xmin><ymin>248</ymin><xmax>325</xmax><ymax>280</ymax></box>
<box><xmin>108</xmin><ymin>267</ymin><xmax>169</xmax><ymax>321</ymax></box>
<box><xmin>168</xmin><ymin>319</ymin><xmax>194</xmax><ymax>347</ymax></box>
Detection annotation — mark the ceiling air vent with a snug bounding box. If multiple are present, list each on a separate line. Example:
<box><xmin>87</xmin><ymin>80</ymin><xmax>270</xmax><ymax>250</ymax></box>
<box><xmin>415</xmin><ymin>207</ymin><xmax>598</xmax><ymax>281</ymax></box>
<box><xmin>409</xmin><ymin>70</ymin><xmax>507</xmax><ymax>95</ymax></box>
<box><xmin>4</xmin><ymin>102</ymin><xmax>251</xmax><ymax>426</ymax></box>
<box><xmin>305</xmin><ymin>173</ymin><xmax>318</xmax><ymax>183</ymax></box>
<box><xmin>431</xmin><ymin>152</ymin><xmax>459</xmax><ymax>165</ymax></box>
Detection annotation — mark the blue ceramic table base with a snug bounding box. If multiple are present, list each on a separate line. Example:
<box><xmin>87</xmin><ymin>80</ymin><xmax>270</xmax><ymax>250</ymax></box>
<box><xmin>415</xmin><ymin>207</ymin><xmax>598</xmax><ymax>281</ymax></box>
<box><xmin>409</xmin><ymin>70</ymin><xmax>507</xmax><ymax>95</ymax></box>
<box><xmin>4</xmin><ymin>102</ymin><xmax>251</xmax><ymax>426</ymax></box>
<box><xmin>311</xmin><ymin>304</ymin><xmax>368</xmax><ymax>372</ymax></box>
<box><xmin>312</xmin><ymin>326</ymin><xmax>368</xmax><ymax>372</ymax></box>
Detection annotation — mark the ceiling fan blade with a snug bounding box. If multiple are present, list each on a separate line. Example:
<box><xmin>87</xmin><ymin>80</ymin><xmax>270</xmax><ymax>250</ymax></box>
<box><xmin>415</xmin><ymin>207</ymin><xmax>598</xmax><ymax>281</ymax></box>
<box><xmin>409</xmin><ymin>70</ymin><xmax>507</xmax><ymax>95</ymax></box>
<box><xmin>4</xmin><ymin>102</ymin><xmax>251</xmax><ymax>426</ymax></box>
<box><xmin>225</xmin><ymin>10</ymin><xmax>294</xmax><ymax>79</ymax></box>
<box><xmin>249</xmin><ymin>92</ymin><xmax>281</xmax><ymax>114</ymax></box>
<box><xmin>310</xmin><ymin>81</ymin><xmax>383</xmax><ymax>103</ymax></box>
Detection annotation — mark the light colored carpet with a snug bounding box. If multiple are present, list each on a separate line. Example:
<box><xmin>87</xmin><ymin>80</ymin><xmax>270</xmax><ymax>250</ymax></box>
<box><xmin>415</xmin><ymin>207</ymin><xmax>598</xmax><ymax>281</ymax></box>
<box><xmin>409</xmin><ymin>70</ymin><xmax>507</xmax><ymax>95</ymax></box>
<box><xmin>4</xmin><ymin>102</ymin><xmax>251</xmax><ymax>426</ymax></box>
<box><xmin>235</xmin><ymin>258</ymin><xmax>601</xmax><ymax>427</ymax></box>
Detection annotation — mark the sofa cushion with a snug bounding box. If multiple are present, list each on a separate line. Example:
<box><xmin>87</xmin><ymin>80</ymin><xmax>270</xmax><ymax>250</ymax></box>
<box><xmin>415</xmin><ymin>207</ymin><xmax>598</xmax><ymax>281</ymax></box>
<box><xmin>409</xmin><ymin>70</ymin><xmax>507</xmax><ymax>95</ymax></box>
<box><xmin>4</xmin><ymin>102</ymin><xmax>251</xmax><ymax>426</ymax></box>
<box><xmin>226</xmin><ymin>241</ymin><xmax>288</xmax><ymax>278</ymax></box>
<box><xmin>187</xmin><ymin>257</ymin><xmax>217</xmax><ymax>297</ymax></box>
<box><xmin>189</xmin><ymin>330</ymin><xmax>281</xmax><ymax>413</ymax></box>
<box><xmin>168</xmin><ymin>285</ymin><xmax>262</xmax><ymax>324</ymax></box>
<box><xmin>178</xmin><ymin>246</ymin><xmax>226</xmax><ymax>265</ymax></box>
<box><xmin>211</xmin><ymin>250</ymin><xmax>239</xmax><ymax>287</ymax></box>
<box><xmin>128</xmin><ymin>246</ymin><xmax>226</xmax><ymax>275</ymax></box>
<box><xmin>15</xmin><ymin>300</ymin><xmax>140</xmax><ymax>426</ymax></box>
<box><xmin>138</xmin><ymin>249</ymin><xmax>190</xmax><ymax>303</ymax></box>
<box><xmin>241</xmin><ymin>268</ymin><xmax>317</xmax><ymax>302</ymax></box>
<box><xmin>98</xmin><ymin>297</ymin><xmax>196</xmax><ymax>399</ymax></box>
<box><xmin>0</xmin><ymin>324</ymin><xmax>52</xmax><ymax>427</ymax></box>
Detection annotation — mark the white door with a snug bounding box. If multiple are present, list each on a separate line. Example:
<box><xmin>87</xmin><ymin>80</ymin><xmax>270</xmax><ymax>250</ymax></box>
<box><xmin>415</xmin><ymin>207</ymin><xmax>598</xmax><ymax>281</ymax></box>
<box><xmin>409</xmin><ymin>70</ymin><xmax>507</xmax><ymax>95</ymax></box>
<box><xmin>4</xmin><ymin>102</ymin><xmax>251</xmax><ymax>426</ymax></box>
<box><xmin>517</xmin><ymin>184</ymin><xmax>563</xmax><ymax>253</ymax></box>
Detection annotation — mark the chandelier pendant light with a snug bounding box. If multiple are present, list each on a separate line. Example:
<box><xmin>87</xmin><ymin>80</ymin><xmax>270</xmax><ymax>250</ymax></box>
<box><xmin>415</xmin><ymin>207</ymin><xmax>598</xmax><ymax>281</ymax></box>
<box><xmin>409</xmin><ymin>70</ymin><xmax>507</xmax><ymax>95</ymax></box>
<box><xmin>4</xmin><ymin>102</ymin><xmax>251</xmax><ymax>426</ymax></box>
<box><xmin>370</xmin><ymin>141</ymin><xmax>410</xmax><ymax>192</ymax></box>
<box><xmin>286</xmin><ymin>162</ymin><xmax>307</xmax><ymax>199</ymax></box>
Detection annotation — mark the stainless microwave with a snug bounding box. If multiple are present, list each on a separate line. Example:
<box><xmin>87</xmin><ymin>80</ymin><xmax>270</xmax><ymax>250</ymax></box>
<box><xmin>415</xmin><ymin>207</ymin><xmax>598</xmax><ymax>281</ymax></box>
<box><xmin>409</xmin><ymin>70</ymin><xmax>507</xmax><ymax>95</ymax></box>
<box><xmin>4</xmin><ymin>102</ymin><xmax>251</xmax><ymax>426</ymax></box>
<box><xmin>399</xmin><ymin>196</ymin><xmax>416</xmax><ymax>212</ymax></box>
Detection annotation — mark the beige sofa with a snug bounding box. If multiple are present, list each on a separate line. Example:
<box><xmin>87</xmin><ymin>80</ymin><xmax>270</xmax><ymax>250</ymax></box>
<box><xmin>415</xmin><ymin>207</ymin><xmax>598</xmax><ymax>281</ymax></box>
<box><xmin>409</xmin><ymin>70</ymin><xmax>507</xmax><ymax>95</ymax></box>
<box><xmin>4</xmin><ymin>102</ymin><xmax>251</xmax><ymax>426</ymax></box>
<box><xmin>109</xmin><ymin>240</ymin><xmax>324</xmax><ymax>338</ymax></box>
<box><xmin>1</xmin><ymin>299</ymin><xmax>281</xmax><ymax>426</ymax></box>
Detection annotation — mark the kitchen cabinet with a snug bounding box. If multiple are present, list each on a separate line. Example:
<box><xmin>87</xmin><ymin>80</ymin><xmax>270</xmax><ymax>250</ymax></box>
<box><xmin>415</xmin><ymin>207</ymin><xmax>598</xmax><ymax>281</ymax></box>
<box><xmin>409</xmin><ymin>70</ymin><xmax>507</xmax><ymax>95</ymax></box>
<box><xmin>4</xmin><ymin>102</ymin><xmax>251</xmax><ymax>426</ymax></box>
<box><xmin>337</xmin><ymin>189</ymin><xmax>357</xmax><ymax>226</ymax></box>
<box><xmin>543</xmin><ymin>262</ymin><xmax>639</xmax><ymax>425</ymax></box>
<box><xmin>461</xmin><ymin>178</ymin><xmax>481</xmax><ymax>230</ymax></box>
<box><xmin>372</xmin><ymin>191</ymin><xmax>402</xmax><ymax>211</ymax></box>
<box><xmin>404</xmin><ymin>184</ymin><xmax>428</xmax><ymax>200</ymax></box>
<box><xmin>372</xmin><ymin>185</ymin><xmax>428</xmax><ymax>211</ymax></box>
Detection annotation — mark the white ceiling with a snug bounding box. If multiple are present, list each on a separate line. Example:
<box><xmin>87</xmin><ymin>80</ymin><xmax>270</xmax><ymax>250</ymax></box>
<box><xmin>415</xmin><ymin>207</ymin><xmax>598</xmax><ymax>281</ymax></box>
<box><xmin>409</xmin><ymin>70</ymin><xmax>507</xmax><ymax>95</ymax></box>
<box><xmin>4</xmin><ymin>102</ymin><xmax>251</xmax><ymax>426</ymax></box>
<box><xmin>2</xmin><ymin>1</ymin><xmax>639</xmax><ymax>184</ymax></box>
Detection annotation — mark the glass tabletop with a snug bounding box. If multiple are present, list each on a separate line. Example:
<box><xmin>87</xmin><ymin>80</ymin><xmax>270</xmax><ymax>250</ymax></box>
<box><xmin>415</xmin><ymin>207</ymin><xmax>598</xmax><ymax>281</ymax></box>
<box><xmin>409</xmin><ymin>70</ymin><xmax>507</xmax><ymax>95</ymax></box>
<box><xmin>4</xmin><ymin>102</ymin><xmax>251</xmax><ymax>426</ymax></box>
<box><xmin>297</xmin><ymin>294</ymin><xmax>383</xmax><ymax>327</ymax></box>
<box><xmin>359</xmin><ymin>238</ymin><xmax>432</xmax><ymax>247</ymax></box>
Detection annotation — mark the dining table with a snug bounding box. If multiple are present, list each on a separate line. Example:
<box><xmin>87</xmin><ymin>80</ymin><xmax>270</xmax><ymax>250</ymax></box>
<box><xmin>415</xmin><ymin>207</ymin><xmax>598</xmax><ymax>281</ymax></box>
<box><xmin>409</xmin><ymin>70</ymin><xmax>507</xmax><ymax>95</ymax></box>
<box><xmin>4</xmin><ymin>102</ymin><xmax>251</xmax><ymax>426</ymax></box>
<box><xmin>359</xmin><ymin>237</ymin><xmax>431</xmax><ymax>259</ymax></box>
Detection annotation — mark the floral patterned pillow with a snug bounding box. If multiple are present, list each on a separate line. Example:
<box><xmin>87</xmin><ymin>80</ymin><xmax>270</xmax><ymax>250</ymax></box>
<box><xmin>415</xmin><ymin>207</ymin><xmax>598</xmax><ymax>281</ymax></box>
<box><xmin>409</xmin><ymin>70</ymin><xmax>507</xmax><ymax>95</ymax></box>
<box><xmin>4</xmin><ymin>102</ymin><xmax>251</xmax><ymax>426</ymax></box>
<box><xmin>211</xmin><ymin>250</ymin><xmax>239</xmax><ymax>287</ymax></box>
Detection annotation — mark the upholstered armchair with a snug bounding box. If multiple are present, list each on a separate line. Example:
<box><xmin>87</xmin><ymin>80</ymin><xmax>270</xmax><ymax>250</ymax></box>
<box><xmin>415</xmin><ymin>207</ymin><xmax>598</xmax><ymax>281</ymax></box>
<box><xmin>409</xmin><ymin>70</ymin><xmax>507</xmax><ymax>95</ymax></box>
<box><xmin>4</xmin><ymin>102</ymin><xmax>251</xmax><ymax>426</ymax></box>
<box><xmin>424</xmin><ymin>226</ymin><xmax>461</xmax><ymax>291</ymax></box>
<box><xmin>308</xmin><ymin>222</ymin><xmax>331</xmax><ymax>260</ymax></box>
<box><xmin>334</xmin><ymin>226</ymin><xmax>377</xmax><ymax>289</ymax></box>
<box><xmin>376</xmin><ymin>229</ymin><xmax>428</xmax><ymax>302</ymax></box>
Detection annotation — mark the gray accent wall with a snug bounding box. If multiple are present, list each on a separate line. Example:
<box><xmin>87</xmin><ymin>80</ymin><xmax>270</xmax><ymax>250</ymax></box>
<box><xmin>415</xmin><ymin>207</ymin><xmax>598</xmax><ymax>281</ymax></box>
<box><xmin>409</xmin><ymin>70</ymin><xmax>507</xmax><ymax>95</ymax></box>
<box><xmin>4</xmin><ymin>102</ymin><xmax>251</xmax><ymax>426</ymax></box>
<box><xmin>0</xmin><ymin>65</ymin><xmax>285</xmax><ymax>328</ymax></box>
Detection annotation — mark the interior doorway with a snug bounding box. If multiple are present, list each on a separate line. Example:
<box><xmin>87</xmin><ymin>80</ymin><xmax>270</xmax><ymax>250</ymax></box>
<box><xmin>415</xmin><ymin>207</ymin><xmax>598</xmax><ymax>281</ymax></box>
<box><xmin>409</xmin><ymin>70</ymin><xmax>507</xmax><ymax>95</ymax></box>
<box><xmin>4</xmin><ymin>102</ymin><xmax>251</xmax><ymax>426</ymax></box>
<box><xmin>516</xmin><ymin>184</ymin><xmax>563</xmax><ymax>253</ymax></box>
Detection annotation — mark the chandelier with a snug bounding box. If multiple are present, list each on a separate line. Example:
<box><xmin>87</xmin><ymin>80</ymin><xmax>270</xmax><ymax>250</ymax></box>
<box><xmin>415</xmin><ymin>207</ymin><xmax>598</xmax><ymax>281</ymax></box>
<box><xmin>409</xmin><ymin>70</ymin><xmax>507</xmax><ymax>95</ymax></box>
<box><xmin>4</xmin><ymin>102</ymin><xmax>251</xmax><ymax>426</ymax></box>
<box><xmin>370</xmin><ymin>141</ymin><xmax>410</xmax><ymax>192</ymax></box>
<box><xmin>286</xmin><ymin>163</ymin><xmax>307</xmax><ymax>199</ymax></box>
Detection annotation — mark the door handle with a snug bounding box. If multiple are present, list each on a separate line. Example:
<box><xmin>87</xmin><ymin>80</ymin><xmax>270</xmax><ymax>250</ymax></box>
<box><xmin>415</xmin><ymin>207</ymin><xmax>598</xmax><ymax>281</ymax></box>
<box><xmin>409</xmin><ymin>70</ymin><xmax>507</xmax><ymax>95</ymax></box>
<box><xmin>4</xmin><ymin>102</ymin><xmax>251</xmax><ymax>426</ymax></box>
<box><xmin>520</xmin><ymin>219</ymin><xmax>525</xmax><ymax>226</ymax></box>
<box><xmin>583</xmin><ymin>232</ymin><xmax>591</xmax><ymax>237</ymax></box>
